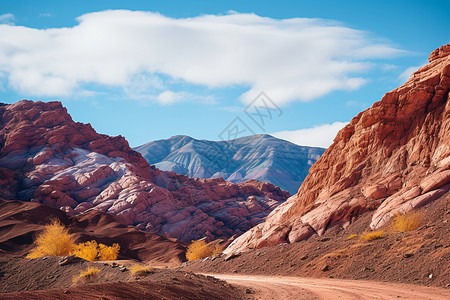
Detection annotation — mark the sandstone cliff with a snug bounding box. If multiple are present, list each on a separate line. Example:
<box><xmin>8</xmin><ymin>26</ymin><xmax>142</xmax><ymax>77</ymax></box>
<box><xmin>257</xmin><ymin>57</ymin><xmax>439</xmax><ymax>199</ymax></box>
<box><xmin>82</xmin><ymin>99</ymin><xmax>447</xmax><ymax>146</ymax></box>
<box><xmin>0</xmin><ymin>100</ymin><xmax>289</xmax><ymax>241</ymax></box>
<box><xmin>225</xmin><ymin>44</ymin><xmax>450</xmax><ymax>254</ymax></box>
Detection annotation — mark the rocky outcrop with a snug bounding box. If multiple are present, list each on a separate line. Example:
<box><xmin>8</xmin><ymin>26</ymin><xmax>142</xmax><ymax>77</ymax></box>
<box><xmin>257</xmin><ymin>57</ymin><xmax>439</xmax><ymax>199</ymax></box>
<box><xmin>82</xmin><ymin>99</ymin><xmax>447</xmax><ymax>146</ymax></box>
<box><xmin>0</xmin><ymin>100</ymin><xmax>289</xmax><ymax>241</ymax></box>
<box><xmin>134</xmin><ymin>134</ymin><xmax>324</xmax><ymax>195</ymax></box>
<box><xmin>225</xmin><ymin>44</ymin><xmax>450</xmax><ymax>254</ymax></box>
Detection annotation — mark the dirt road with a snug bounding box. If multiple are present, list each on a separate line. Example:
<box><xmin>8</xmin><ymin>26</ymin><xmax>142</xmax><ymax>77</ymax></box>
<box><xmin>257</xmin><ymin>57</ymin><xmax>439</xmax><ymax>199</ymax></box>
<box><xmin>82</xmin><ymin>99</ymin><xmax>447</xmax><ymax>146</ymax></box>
<box><xmin>205</xmin><ymin>274</ymin><xmax>450</xmax><ymax>300</ymax></box>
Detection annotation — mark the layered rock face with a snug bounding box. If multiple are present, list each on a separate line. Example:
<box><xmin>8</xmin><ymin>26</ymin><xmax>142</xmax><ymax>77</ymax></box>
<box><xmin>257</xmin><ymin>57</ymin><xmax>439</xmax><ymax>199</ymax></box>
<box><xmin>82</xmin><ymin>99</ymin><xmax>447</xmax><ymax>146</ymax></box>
<box><xmin>135</xmin><ymin>134</ymin><xmax>324</xmax><ymax>195</ymax></box>
<box><xmin>0</xmin><ymin>100</ymin><xmax>289</xmax><ymax>241</ymax></box>
<box><xmin>225</xmin><ymin>44</ymin><xmax>450</xmax><ymax>254</ymax></box>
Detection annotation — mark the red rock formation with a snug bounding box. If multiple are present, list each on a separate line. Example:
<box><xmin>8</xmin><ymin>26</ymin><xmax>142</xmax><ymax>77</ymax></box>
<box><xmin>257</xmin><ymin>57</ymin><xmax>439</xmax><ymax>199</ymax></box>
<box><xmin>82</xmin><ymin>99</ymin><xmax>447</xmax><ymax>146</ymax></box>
<box><xmin>225</xmin><ymin>44</ymin><xmax>450</xmax><ymax>254</ymax></box>
<box><xmin>0</xmin><ymin>100</ymin><xmax>289</xmax><ymax>241</ymax></box>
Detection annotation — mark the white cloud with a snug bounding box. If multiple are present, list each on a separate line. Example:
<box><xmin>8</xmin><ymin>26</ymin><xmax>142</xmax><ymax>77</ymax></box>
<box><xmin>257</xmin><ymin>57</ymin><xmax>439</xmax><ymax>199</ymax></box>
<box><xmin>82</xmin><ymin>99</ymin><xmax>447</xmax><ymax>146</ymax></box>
<box><xmin>272</xmin><ymin>121</ymin><xmax>348</xmax><ymax>148</ymax></box>
<box><xmin>156</xmin><ymin>90</ymin><xmax>185</xmax><ymax>105</ymax></box>
<box><xmin>398</xmin><ymin>65</ymin><xmax>424</xmax><ymax>83</ymax></box>
<box><xmin>0</xmin><ymin>10</ymin><xmax>406</xmax><ymax>105</ymax></box>
<box><xmin>0</xmin><ymin>13</ymin><xmax>14</xmax><ymax>25</ymax></box>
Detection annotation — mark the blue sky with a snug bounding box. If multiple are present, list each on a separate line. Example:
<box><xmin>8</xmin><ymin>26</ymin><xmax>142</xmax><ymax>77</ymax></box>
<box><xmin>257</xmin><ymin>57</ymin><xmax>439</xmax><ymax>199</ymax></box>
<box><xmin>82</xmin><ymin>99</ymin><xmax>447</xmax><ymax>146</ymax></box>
<box><xmin>0</xmin><ymin>0</ymin><xmax>449</xmax><ymax>148</ymax></box>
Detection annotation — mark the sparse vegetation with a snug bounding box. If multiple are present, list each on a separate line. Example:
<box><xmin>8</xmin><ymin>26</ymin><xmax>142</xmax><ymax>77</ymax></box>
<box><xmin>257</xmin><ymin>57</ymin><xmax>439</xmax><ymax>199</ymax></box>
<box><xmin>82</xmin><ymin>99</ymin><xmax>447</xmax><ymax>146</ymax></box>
<box><xmin>27</xmin><ymin>220</ymin><xmax>120</xmax><ymax>261</ymax></box>
<box><xmin>391</xmin><ymin>211</ymin><xmax>422</xmax><ymax>232</ymax></box>
<box><xmin>26</xmin><ymin>220</ymin><xmax>75</xmax><ymax>259</ymax></box>
<box><xmin>72</xmin><ymin>240</ymin><xmax>98</xmax><ymax>261</ymax></box>
<box><xmin>73</xmin><ymin>266</ymin><xmax>100</xmax><ymax>283</ymax></box>
<box><xmin>72</xmin><ymin>240</ymin><xmax>120</xmax><ymax>261</ymax></box>
<box><xmin>130</xmin><ymin>264</ymin><xmax>154</xmax><ymax>276</ymax></box>
<box><xmin>98</xmin><ymin>242</ymin><xmax>121</xmax><ymax>261</ymax></box>
<box><xmin>185</xmin><ymin>239</ymin><xmax>224</xmax><ymax>261</ymax></box>
<box><xmin>360</xmin><ymin>230</ymin><xmax>385</xmax><ymax>241</ymax></box>
<box><xmin>347</xmin><ymin>234</ymin><xmax>358</xmax><ymax>240</ymax></box>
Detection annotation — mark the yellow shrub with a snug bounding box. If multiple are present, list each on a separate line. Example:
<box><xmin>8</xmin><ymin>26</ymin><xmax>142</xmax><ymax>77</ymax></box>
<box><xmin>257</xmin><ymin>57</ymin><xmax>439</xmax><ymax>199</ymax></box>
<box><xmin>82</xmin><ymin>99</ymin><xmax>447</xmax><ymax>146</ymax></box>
<box><xmin>27</xmin><ymin>221</ymin><xmax>120</xmax><ymax>261</ymax></box>
<box><xmin>361</xmin><ymin>230</ymin><xmax>385</xmax><ymax>241</ymax></box>
<box><xmin>130</xmin><ymin>264</ymin><xmax>154</xmax><ymax>276</ymax></box>
<box><xmin>185</xmin><ymin>239</ymin><xmax>225</xmax><ymax>261</ymax></box>
<box><xmin>347</xmin><ymin>234</ymin><xmax>358</xmax><ymax>240</ymax></box>
<box><xmin>72</xmin><ymin>241</ymin><xmax>99</xmax><ymax>261</ymax></box>
<box><xmin>73</xmin><ymin>266</ymin><xmax>100</xmax><ymax>283</ymax></box>
<box><xmin>72</xmin><ymin>240</ymin><xmax>120</xmax><ymax>261</ymax></box>
<box><xmin>26</xmin><ymin>220</ymin><xmax>75</xmax><ymax>259</ymax></box>
<box><xmin>391</xmin><ymin>212</ymin><xmax>421</xmax><ymax>232</ymax></box>
<box><xmin>98</xmin><ymin>243</ymin><xmax>120</xmax><ymax>261</ymax></box>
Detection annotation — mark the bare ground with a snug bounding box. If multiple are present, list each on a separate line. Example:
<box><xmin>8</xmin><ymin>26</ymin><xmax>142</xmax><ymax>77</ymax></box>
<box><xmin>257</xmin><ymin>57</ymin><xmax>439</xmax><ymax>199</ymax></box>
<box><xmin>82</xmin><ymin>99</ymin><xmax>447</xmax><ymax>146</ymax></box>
<box><xmin>180</xmin><ymin>194</ymin><xmax>450</xmax><ymax>289</ymax></box>
<box><xmin>0</xmin><ymin>256</ymin><xmax>245</xmax><ymax>300</ymax></box>
<box><xmin>206</xmin><ymin>274</ymin><xmax>450</xmax><ymax>300</ymax></box>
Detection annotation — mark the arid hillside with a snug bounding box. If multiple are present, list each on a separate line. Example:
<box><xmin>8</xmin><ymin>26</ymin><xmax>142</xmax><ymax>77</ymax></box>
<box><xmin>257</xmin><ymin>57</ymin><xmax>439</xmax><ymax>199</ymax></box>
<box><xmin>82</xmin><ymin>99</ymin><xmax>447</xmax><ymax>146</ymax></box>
<box><xmin>182</xmin><ymin>188</ymin><xmax>450</xmax><ymax>289</ymax></box>
<box><xmin>226</xmin><ymin>44</ymin><xmax>450</xmax><ymax>254</ymax></box>
<box><xmin>0</xmin><ymin>198</ymin><xmax>186</xmax><ymax>265</ymax></box>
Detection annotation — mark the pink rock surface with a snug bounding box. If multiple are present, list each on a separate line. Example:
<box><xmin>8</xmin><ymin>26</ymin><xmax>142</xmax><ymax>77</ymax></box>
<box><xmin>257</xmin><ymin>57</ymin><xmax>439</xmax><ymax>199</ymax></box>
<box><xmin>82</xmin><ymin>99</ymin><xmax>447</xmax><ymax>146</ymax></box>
<box><xmin>225</xmin><ymin>44</ymin><xmax>450</xmax><ymax>254</ymax></box>
<box><xmin>0</xmin><ymin>101</ymin><xmax>289</xmax><ymax>241</ymax></box>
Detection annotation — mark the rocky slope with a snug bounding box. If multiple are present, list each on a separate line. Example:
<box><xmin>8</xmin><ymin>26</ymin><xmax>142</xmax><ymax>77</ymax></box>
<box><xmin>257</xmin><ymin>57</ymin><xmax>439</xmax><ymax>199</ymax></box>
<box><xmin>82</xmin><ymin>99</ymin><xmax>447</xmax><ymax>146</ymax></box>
<box><xmin>225</xmin><ymin>44</ymin><xmax>450</xmax><ymax>254</ymax></box>
<box><xmin>182</xmin><ymin>192</ymin><xmax>450</xmax><ymax>288</ymax></box>
<box><xmin>0</xmin><ymin>100</ymin><xmax>289</xmax><ymax>242</ymax></box>
<box><xmin>134</xmin><ymin>135</ymin><xmax>324</xmax><ymax>195</ymax></box>
<box><xmin>0</xmin><ymin>198</ymin><xmax>186</xmax><ymax>265</ymax></box>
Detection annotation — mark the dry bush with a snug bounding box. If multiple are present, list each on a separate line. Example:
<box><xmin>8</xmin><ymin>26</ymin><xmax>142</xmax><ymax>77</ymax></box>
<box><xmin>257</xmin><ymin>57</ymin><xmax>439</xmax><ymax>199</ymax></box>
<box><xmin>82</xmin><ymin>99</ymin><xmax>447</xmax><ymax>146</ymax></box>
<box><xmin>26</xmin><ymin>220</ymin><xmax>75</xmax><ymax>259</ymax></box>
<box><xmin>72</xmin><ymin>240</ymin><xmax>99</xmax><ymax>261</ymax></box>
<box><xmin>73</xmin><ymin>266</ymin><xmax>100</xmax><ymax>283</ymax></box>
<box><xmin>72</xmin><ymin>240</ymin><xmax>120</xmax><ymax>261</ymax></box>
<box><xmin>130</xmin><ymin>264</ymin><xmax>154</xmax><ymax>276</ymax></box>
<box><xmin>185</xmin><ymin>239</ymin><xmax>225</xmax><ymax>261</ymax></box>
<box><xmin>98</xmin><ymin>243</ymin><xmax>120</xmax><ymax>261</ymax></box>
<box><xmin>27</xmin><ymin>221</ymin><xmax>120</xmax><ymax>261</ymax></box>
<box><xmin>347</xmin><ymin>234</ymin><xmax>358</xmax><ymax>240</ymax></box>
<box><xmin>391</xmin><ymin>211</ymin><xmax>422</xmax><ymax>232</ymax></box>
<box><xmin>361</xmin><ymin>230</ymin><xmax>385</xmax><ymax>241</ymax></box>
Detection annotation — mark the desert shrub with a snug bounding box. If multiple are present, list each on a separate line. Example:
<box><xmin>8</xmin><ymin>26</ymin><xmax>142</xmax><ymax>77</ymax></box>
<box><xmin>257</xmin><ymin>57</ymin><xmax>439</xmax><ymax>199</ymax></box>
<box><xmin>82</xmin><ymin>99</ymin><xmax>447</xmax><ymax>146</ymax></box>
<box><xmin>72</xmin><ymin>240</ymin><xmax>99</xmax><ymax>261</ymax></box>
<box><xmin>130</xmin><ymin>264</ymin><xmax>154</xmax><ymax>276</ymax></box>
<box><xmin>72</xmin><ymin>240</ymin><xmax>120</xmax><ymax>261</ymax></box>
<box><xmin>360</xmin><ymin>230</ymin><xmax>385</xmax><ymax>241</ymax></box>
<box><xmin>98</xmin><ymin>242</ymin><xmax>120</xmax><ymax>261</ymax></box>
<box><xmin>347</xmin><ymin>234</ymin><xmax>358</xmax><ymax>240</ymax></box>
<box><xmin>391</xmin><ymin>212</ymin><xmax>421</xmax><ymax>232</ymax></box>
<box><xmin>73</xmin><ymin>266</ymin><xmax>100</xmax><ymax>283</ymax></box>
<box><xmin>27</xmin><ymin>221</ymin><xmax>120</xmax><ymax>261</ymax></box>
<box><xmin>26</xmin><ymin>220</ymin><xmax>75</xmax><ymax>259</ymax></box>
<box><xmin>185</xmin><ymin>239</ymin><xmax>225</xmax><ymax>261</ymax></box>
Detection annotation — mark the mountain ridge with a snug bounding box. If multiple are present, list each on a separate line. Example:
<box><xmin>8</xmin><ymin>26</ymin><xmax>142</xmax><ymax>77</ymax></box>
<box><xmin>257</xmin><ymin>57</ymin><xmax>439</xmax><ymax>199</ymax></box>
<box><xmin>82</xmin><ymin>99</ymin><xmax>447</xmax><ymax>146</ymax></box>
<box><xmin>134</xmin><ymin>134</ymin><xmax>325</xmax><ymax>194</ymax></box>
<box><xmin>0</xmin><ymin>100</ymin><xmax>289</xmax><ymax>242</ymax></box>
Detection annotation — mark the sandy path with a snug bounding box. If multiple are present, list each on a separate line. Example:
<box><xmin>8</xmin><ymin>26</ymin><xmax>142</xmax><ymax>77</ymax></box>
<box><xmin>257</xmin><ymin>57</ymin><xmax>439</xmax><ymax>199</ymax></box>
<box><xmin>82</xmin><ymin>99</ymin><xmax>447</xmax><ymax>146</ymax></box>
<box><xmin>205</xmin><ymin>274</ymin><xmax>450</xmax><ymax>300</ymax></box>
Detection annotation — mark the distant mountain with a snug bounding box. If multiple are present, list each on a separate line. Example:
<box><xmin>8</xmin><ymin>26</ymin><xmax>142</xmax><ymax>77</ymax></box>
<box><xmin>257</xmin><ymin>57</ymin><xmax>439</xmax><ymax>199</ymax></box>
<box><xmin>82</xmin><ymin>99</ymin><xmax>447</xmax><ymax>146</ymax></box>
<box><xmin>134</xmin><ymin>134</ymin><xmax>325</xmax><ymax>194</ymax></box>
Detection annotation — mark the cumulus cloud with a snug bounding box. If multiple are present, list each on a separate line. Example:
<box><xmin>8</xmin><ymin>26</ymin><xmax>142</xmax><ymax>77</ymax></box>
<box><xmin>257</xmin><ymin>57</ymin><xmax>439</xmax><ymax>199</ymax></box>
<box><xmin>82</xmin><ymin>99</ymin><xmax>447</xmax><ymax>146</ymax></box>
<box><xmin>0</xmin><ymin>13</ymin><xmax>14</xmax><ymax>25</ymax></box>
<box><xmin>0</xmin><ymin>10</ymin><xmax>406</xmax><ymax>105</ymax></box>
<box><xmin>272</xmin><ymin>121</ymin><xmax>348</xmax><ymax>148</ymax></box>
